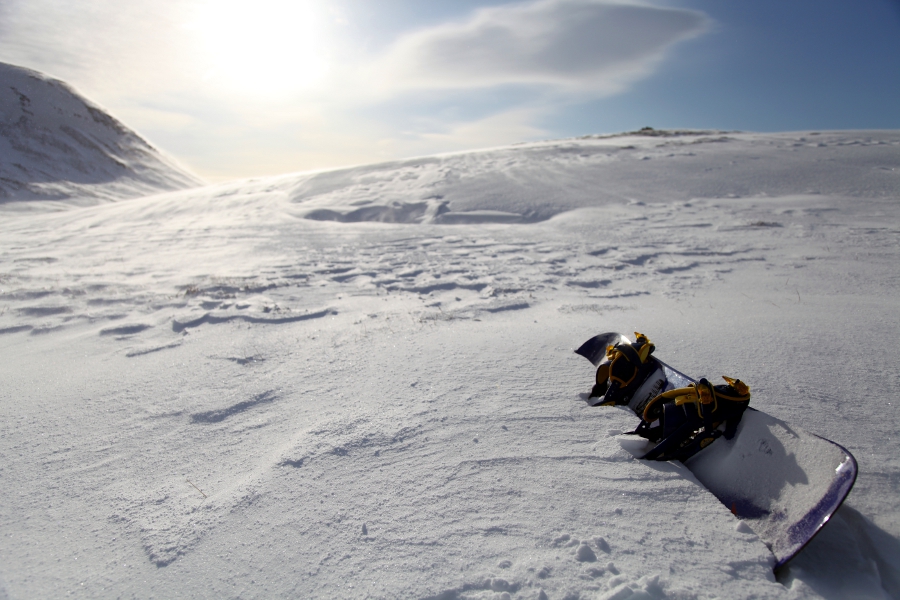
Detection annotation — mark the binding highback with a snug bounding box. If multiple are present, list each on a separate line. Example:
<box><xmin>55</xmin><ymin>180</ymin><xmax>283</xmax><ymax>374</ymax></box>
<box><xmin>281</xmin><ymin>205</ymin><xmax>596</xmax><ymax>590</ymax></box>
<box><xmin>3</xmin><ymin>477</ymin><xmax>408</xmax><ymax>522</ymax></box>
<box><xmin>591</xmin><ymin>332</ymin><xmax>657</xmax><ymax>406</ymax></box>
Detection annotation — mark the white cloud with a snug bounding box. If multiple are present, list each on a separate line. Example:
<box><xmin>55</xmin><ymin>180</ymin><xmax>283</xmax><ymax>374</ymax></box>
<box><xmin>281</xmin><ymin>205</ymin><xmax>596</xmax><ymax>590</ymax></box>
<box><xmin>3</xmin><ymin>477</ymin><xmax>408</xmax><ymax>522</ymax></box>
<box><xmin>376</xmin><ymin>0</ymin><xmax>708</xmax><ymax>95</ymax></box>
<box><xmin>0</xmin><ymin>0</ymin><xmax>710</xmax><ymax>179</ymax></box>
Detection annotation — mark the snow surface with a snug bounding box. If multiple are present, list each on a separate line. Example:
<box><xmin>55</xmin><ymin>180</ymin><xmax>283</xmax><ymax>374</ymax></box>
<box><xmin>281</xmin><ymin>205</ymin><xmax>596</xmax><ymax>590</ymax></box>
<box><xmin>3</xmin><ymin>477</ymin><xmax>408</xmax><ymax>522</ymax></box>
<box><xmin>0</xmin><ymin>62</ymin><xmax>202</xmax><ymax>207</ymax></box>
<box><xmin>1</xmin><ymin>82</ymin><xmax>900</xmax><ymax>598</ymax></box>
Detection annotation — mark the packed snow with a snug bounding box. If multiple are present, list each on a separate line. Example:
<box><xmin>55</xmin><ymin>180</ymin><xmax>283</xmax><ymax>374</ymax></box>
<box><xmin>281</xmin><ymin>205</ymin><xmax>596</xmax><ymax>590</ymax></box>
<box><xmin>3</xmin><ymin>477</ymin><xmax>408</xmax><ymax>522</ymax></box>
<box><xmin>1</xmin><ymin>68</ymin><xmax>900</xmax><ymax>599</ymax></box>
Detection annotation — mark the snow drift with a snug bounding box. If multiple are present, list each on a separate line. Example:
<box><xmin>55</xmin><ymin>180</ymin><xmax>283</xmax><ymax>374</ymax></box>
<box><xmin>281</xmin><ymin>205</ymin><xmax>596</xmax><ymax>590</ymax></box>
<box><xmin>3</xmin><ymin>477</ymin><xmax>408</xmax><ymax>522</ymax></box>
<box><xmin>1</xmin><ymin>67</ymin><xmax>899</xmax><ymax>600</ymax></box>
<box><xmin>0</xmin><ymin>62</ymin><xmax>202</xmax><ymax>205</ymax></box>
<box><xmin>286</xmin><ymin>128</ymin><xmax>899</xmax><ymax>224</ymax></box>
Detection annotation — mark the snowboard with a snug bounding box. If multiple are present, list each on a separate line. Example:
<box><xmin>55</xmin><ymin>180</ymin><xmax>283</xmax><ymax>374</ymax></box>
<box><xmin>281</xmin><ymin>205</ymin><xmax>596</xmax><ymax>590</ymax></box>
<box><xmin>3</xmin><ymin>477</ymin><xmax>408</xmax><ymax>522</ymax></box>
<box><xmin>575</xmin><ymin>332</ymin><xmax>858</xmax><ymax>570</ymax></box>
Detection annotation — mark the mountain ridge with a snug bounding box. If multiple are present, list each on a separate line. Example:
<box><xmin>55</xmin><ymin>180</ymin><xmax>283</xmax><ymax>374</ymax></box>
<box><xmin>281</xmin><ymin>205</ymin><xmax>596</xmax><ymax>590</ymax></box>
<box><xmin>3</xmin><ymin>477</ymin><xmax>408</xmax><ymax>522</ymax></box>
<box><xmin>0</xmin><ymin>62</ymin><xmax>203</xmax><ymax>205</ymax></box>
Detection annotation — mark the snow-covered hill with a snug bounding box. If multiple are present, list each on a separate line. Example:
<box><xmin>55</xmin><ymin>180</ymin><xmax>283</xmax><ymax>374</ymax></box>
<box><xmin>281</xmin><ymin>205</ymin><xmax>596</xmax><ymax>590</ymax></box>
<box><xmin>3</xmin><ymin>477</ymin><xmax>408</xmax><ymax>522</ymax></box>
<box><xmin>1</xmin><ymin>70</ymin><xmax>899</xmax><ymax>600</ymax></box>
<box><xmin>0</xmin><ymin>62</ymin><xmax>202</xmax><ymax>206</ymax></box>
<box><xmin>286</xmin><ymin>128</ymin><xmax>899</xmax><ymax>224</ymax></box>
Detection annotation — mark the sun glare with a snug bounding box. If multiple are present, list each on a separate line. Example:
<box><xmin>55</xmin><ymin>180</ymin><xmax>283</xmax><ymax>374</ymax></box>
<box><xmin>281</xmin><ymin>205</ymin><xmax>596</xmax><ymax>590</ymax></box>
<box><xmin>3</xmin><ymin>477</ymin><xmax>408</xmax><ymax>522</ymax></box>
<box><xmin>191</xmin><ymin>0</ymin><xmax>328</xmax><ymax>98</ymax></box>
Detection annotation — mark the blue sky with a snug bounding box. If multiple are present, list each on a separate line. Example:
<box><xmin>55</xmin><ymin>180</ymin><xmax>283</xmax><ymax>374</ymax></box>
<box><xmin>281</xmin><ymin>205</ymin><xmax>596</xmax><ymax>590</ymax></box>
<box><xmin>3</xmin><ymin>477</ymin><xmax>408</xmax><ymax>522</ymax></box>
<box><xmin>1</xmin><ymin>0</ymin><xmax>898</xmax><ymax>181</ymax></box>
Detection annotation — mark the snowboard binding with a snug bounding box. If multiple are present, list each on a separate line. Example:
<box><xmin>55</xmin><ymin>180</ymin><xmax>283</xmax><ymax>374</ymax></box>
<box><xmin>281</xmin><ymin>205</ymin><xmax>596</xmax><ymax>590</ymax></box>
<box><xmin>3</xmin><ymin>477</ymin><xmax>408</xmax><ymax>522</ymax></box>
<box><xmin>588</xmin><ymin>332</ymin><xmax>658</xmax><ymax>407</ymax></box>
<box><xmin>579</xmin><ymin>332</ymin><xmax>751</xmax><ymax>462</ymax></box>
<box><xmin>634</xmin><ymin>376</ymin><xmax>751</xmax><ymax>461</ymax></box>
<box><xmin>577</xmin><ymin>331</ymin><xmax>858</xmax><ymax>571</ymax></box>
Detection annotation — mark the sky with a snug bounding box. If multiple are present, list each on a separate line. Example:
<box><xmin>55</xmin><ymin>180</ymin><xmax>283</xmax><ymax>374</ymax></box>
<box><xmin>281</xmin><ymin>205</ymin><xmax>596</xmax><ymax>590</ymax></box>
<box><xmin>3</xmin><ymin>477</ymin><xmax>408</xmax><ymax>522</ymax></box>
<box><xmin>1</xmin><ymin>0</ymin><xmax>898</xmax><ymax>182</ymax></box>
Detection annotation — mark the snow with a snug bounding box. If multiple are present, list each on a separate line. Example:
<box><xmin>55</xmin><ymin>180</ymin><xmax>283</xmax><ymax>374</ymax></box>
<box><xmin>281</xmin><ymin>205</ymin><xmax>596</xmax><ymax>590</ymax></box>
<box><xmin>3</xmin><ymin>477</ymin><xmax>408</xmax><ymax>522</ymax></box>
<box><xmin>684</xmin><ymin>408</ymin><xmax>856</xmax><ymax>565</ymax></box>
<box><xmin>2</xmin><ymin>71</ymin><xmax>900</xmax><ymax>599</ymax></box>
<box><xmin>0</xmin><ymin>63</ymin><xmax>202</xmax><ymax>207</ymax></box>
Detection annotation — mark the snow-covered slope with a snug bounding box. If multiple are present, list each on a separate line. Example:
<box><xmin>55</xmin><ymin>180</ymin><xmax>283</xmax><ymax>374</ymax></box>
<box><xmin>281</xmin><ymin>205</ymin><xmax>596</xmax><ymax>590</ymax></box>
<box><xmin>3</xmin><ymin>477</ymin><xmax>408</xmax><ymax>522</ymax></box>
<box><xmin>0</xmin><ymin>62</ymin><xmax>202</xmax><ymax>205</ymax></box>
<box><xmin>1</xmin><ymin>120</ymin><xmax>899</xmax><ymax>597</ymax></box>
<box><xmin>287</xmin><ymin>129</ymin><xmax>900</xmax><ymax>224</ymax></box>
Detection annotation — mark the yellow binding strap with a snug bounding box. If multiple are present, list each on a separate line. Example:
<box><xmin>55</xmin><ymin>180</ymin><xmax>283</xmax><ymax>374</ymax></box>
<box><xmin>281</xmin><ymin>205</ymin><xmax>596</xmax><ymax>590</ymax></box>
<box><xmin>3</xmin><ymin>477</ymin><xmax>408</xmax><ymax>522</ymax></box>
<box><xmin>722</xmin><ymin>376</ymin><xmax>750</xmax><ymax>398</ymax></box>
<box><xmin>641</xmin><ymin>377</ymin><xmax>751</xmax><ymax>422</ymax></box>
<box><xmin>595</xmin><ymin>363</ymin><xmax>611</xmax><ymax>386</ymax></box>
<box><xmin>634</xmin><ymin>332</ymin><xmax>654</xmax><ymax>362</ymax></box>
<box><xmin>642</xmin><ymin>385</ymin><xmax>697</xmax><ymax>421</ymax></box>
<box><xmin>610</xmin><ymin>371</ymin><xmax>636</xmax><ymax>387</ymax></box>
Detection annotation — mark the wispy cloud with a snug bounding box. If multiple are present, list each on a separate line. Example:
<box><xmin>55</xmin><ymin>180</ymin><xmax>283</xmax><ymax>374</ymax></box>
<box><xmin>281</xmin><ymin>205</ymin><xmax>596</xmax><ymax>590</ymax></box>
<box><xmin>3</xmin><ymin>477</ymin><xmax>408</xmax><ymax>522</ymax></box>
<box><xmin>0</xmin><ymin>0</ymin><xmax>710</xmax><ymax>179</ymax></box>
<box><xmin>376</xmin><ymin>106</ymin><xmax>551</xmax><ymax>159</ymax></box>
<box><xmin>375</xmin><ymin>0</ymin><xmax>708</xmax><ymax>95</ymax></box>
<box><xmin>362</xmin><ymin>0</ymin><xmax>708</xmax><ymax>163</ymax></box>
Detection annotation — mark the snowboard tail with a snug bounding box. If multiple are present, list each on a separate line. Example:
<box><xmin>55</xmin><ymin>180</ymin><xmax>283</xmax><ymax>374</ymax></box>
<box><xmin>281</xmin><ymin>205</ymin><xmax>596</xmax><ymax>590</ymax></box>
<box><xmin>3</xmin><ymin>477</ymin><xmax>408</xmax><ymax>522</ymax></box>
<box><xmin>576</xmin><ymin>333</ymin><xmax>858</xmax><ymax>570</ymax></box>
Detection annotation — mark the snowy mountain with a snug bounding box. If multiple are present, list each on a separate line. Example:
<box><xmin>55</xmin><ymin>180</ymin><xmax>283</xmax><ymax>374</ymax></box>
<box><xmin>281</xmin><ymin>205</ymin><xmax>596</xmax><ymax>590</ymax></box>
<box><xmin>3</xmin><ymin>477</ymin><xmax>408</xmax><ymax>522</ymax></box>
<box><xmin>1</xmin><ymin>68</ymin><xmax>899</xmax><ymax>600</ymax></box>
<box><xmin>0</xmin><ymin>62</ymin><xmax>202</xmax><ymax>205</ymax></box>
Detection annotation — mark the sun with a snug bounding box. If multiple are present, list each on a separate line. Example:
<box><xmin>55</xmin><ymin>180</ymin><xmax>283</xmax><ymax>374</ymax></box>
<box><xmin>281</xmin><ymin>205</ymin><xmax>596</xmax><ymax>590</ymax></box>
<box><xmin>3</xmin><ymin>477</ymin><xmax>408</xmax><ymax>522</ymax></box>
<box><xmin>190</xmin><ymin>0</ymin><xmax>329</xmax><ymax>98</ymax></box>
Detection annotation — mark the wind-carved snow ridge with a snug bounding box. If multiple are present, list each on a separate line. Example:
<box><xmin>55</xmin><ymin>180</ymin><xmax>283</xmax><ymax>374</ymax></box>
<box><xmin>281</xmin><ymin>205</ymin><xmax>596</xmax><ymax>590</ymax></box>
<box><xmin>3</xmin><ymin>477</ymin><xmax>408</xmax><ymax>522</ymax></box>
<box><xmin>290</xmin><ymin>161</ymin><xmax>533</xmax><ymax>225</ymax></box>
<box><xmin>0</xmin><ymin>214</ymin><xmax>767</xmax><ymax>342</ymax></box>
<box><xmin>284</xmin><ymin>129</ymin><xmax>900</xmax><ymax>225</ymax></box>
<box><xmin>108</xmin><ymin>388</ymin><xmax>285</xmax><ymax>567</ymax></box>
<box><xmin>0</xmin><ymin>62</ymin><xmax>202</xmax><ymax>205</ymax></box>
